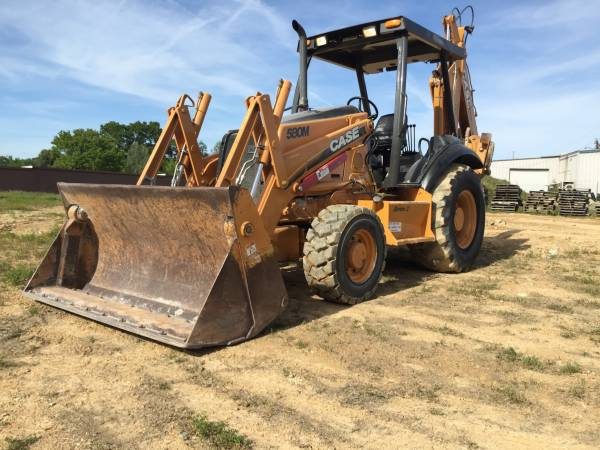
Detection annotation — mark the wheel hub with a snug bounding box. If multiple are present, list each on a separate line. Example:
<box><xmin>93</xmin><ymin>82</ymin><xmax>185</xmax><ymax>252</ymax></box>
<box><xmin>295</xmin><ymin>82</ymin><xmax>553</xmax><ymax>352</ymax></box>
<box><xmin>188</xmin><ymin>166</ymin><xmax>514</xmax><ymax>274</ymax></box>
<box><xmin>345</xmin><ymin>229</ymin><xmax>377</xmax><ymax>284</ymax></box>
<box><xmin>454</xmin><ymin>207</ymin><xmax>465</xmax><ymax>231</ymax></box>
<box><xmin>454</xmin><ymin>189</ymin><xmax>477</xmax><ymax>249</ymax></box>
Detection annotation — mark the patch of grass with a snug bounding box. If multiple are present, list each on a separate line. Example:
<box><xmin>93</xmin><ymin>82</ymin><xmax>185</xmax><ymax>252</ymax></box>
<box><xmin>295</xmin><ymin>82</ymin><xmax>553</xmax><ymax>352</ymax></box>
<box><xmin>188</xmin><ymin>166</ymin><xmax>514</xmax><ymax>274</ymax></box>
<box><xmin>563</xmin><ymin>272</ymin><xmax>600</xmax><ymax>297</ymax></box>
<box><xmin>493</xmin><ymin>384</ymin><xmax>528</xmax><ymax>405</ymax></box>
<box><xmin>564</xmin><ymin>248</ymin><xmax>600</xmax><ymax>258</ymax></box>
<box><xmin>560</xmin><ymin>330</ymin><xmax>577</xmax><ymax>339</ymax></box>
<box><xmin>0</xmin><ymin>228</ymin><xmax>59</xmax><ymax>276</ymax></box>
<box><xmin>364</xmin><ymin>323</ymin><xmax>391</xmax><ymax>341</ymax></box>
<box><xmin>502</xmin><ymin>257</ymin><xmax>525</xmax><ymax>271</ymax></box>
<box><xmin>0</xmin><ymin>227</ymin><xmax>60</xmax><ymax>249</ymax></box>
<box><xmin>588</xmin><ymin>326</ymin><xmax>600</xmax><ymax>345</ymax></box>
<box><xmin>521</xmin><ymin>355</ymin><xmax>545</xmax><ymax>371</ymax></box>
<box><xmin>490</xmin><ymin>292</ymin><xmax>540</xmax><ymax>308</ymax></box>
<box><xmin>588</xmin><ymin>326</ymin><xmax>600</xmax><ymax>336</ymax></box>
<box><xmin>559</xmin><ymin>362</ymin><xmax>582</xmax><ymax>375</ymax></box>
<box><xmin>4</xmin><ymin>435</ymin><xmax>40</xmax><ymax>450</ymax></box>
<box><xmin>496</xmin><ymin>346</ymin><xmax>519</xmax><ymax>362</ymax></box>
<box><xmin>458</xmin><ymin>436</ymin><xmax>481</xmax><ymax>450</ymax></box>
<box><xmin>429</xmin><ymin>407</ymin><xmax>445</xmax><ymax>416</ymax></box>
<box><xmin>157</xmin><ymin>381</ymin><xmax>171</xmax><ymax>390</ymax></box>
<box><xmin>193</xmin><ymin>415</ymin><xmax>252</xmax><ymax>449</ymax></box>
<box><xmin>415</xmin><ymin>383</ymin><xmax>442</xmax><ymax>402</ymax></box>
<box><xmin>436</xmin><ymin>325</ymin><xmax>464</xmax><ymax>338</ymax></box>
<box><xmin>0</xmin><ymin>263</ymin><xmax>34</xmax><ymax>287</ymax></box>
<box><xmin>294</xmin><ymin>339</ymin><xmax>309</xmax><ymax>349</ymax></box>
<box><xmin>563</xmin><ymin>248</ymin><xmax>581</xmax><ymax>258</ymax></box>
<box><xmin>27</xmin><ymin>304</ymin><xmax>41</xmax><ymax>316</ymax></box>
<box><xmin>547</xmin><ymin>303</ymin><xmax>573</xmax><ymax>314</ymax></box>
<box><xmin>449</xmin><ymin>281</ymin><xmax>498</xmax><ymax>299</ymax></box>
<box><xmin>496</xmin><ymin>346</ymin><xmax>546</xmax><ymax>371</ymax></box>
<box><xmin>343</xmin><ymin>384</ymin><xmax>390</xmax><ymax>406</ymax></box>
<box><xmin>496</xmin><ymin>310</ymin><xmax>529</xmax><ymax>323</ymax></box>
<box><xmin>0</xmin><ymin>191</ymin><xmax>60</xmax><ymax>211</ymax></box>
<box><xmin>576</xmin><ymin>298</ymin><xmax>600</xmax><ymax>309</ymax></box>
<box><xmin>418</xmin><ymin>284</ymin><xmax>435</xmax><ymax>293</ymax></box>
<box><xmin>567</xmin><ymin>380</ymin><xmax>586</xmax><ymax>399</ymax></box>
<box><xmin>0</xmin><ymin>354</ymin><xmax>17</xmax><ymax>369</ymax></box>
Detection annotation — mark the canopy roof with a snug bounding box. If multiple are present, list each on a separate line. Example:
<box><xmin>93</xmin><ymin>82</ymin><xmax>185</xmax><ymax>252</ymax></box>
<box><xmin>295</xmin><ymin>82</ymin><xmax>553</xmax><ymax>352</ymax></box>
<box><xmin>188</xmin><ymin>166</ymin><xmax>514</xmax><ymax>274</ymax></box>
<box><xmin>306</xmin><ymin>16</ymin><xmax>465</xmax><ymax>74</ymax></box>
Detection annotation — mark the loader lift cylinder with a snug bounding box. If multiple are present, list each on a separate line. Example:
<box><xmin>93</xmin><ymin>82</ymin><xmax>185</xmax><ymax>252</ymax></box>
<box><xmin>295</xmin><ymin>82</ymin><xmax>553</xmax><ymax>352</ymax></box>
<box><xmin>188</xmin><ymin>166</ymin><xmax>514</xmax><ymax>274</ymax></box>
<box><xmin>383</xmin><ymin>35</ymin><xmax>408</xmax><ymax>188</ymax></box>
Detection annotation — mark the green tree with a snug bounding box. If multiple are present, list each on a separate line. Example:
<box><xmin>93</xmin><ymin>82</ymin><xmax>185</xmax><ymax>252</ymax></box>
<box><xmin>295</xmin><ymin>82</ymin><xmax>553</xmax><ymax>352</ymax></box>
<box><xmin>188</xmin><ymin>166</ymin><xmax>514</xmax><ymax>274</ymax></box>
<box><xmin>198</xmin><ymin>140</ymin><xmax>208</xmax><ymax>156</ymax></box>
<box><xmin>51</xmin><ymin>129</ymin><xmax>125</xmax><ymax>172</ymax></box>
<box><xmin>161</xmin><ymin>158</ymin><xmax>176</xmax><ymax>176</ymax></box>
<box><xmin>34</xmin><ymin>148</ymin><xmax>61</xmax><ymax>168</ymax></box>
<box><xmin>125</xmin><ymin>142</ymin><xmax>150</xmax><ymax>174</ymax></box>
<box><xmin>23</xmin><ymin>120</ymin><xmax>194</xmax><ymax>173</ymax></box>
<box><xmin>159</xmin><ymin>140</ymin><xmax>208</xmax><ymax>176</ymax></box>
<box><xmin>0</xmin><ymin>155</ymin><xmax>35</xmax><ymax>167</ymax></box>
<box><xmin>100</xmin><ymin>121</ymin><xmax>162</xmax><ymax>152</ymax></box>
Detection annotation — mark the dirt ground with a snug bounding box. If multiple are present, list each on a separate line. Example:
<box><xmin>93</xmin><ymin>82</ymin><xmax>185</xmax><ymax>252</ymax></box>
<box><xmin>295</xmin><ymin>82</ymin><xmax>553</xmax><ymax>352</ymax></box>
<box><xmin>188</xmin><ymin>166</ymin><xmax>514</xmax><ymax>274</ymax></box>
<box><xmin>1</xmin><ymin>207</ymin><xmax>600</xmax><ymax>449</ymax></box>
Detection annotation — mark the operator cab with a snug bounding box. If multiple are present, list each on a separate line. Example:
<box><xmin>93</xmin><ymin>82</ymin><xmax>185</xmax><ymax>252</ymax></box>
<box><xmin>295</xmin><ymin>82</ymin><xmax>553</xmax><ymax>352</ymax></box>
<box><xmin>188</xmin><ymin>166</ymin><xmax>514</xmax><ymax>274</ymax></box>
<box><xmin>288</xmin><ymin>16</ymin><xmax>466</xmax><ymax>188</ymax></box>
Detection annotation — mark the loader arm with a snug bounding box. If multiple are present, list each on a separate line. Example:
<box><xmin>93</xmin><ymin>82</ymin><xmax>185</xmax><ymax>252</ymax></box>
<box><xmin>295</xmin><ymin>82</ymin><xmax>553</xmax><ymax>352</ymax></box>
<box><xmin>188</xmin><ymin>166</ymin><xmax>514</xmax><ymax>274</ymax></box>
<box><xmin>215</xmin><ymin>80</ymin><xmax>298</xmax><ymax>235</ymax></box>
<box><xmin>137</xmin><ymin>92</ymin><xmax>218</xmax><ymax>186</ymax></box>
<box><xmin>215</xmin><ymin>79</ymin><xmax>373</xmax><ymax>236</ymax></box>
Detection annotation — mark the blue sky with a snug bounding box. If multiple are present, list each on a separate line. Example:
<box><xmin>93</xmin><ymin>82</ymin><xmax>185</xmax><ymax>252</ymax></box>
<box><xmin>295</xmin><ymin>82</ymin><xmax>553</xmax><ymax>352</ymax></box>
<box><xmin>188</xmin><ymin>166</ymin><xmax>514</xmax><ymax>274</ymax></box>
<box><xmin>1</xmin><ymin>0</ymin><xmax>599</xmax><ymax>160</ymax></box>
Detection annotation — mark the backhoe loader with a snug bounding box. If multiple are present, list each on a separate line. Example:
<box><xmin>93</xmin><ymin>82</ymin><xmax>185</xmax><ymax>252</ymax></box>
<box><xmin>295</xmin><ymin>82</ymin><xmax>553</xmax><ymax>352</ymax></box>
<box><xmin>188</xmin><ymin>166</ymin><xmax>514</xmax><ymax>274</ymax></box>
<box><xmin>25</xmin><ymin>7</ymin><xmax>494</xmax><ymax>348</ymax></box>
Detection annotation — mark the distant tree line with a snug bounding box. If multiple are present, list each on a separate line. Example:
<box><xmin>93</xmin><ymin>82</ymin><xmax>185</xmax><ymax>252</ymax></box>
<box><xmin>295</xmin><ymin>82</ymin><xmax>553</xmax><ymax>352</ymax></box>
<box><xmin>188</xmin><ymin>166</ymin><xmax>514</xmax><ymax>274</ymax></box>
<box><xmin>0</xmin><ymin>121</ymin><xmax>209</xmax><ymax>175</ymax></box>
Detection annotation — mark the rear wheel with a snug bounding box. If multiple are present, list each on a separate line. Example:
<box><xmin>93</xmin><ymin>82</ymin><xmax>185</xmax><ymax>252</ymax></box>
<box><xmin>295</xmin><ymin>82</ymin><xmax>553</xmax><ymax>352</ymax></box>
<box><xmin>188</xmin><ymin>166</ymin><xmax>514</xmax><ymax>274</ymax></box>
<box><xmin>409</xmin><ymin>163</ymin><xmax>485</xmax><ymax>272</ymax></box>
<box><xmin>303</xmin><ymin>205</ymin><xmax>386</xmax><ymax>304</ymax></box>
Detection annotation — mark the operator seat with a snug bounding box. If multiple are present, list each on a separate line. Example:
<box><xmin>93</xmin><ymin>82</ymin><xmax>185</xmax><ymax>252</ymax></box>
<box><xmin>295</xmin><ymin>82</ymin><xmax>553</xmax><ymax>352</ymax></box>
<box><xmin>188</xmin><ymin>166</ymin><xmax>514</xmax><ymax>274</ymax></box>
<box><xmin>369</xmin><ymin>113</ymin><xmax>422</xmax><ymax>185</ymax></box>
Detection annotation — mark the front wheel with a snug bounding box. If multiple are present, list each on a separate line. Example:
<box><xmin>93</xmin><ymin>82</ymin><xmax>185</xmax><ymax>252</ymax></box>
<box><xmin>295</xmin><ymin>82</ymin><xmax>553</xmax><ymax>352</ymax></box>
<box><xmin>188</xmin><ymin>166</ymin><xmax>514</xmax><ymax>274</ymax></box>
<box><xmin>303</xmin><ymin>205</ymin><xmax>386</xmax><ymax>304</ymax></box>
<box><xmin>409</xmin><ymin>164</ymin><xmax>485</xmax><ymax>272</ymax></box>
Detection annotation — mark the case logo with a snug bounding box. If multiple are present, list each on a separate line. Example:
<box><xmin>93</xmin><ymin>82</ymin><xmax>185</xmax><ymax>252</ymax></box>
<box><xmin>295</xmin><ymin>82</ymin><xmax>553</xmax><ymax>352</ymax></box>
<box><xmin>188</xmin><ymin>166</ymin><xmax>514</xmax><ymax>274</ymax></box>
<box><xmin>329</xmin><ymin>127</ymin><xmax>361</xmax><ymax>153</ymax></box>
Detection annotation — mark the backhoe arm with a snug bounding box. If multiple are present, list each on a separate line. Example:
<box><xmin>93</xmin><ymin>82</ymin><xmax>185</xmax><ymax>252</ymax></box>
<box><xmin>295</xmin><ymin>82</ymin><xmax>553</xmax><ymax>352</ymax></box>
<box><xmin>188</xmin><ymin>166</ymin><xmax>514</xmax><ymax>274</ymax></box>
<box><xmin>430</xmin><ymin>11</ymin><xmax>494</xmax><ymax>173</ymax></box>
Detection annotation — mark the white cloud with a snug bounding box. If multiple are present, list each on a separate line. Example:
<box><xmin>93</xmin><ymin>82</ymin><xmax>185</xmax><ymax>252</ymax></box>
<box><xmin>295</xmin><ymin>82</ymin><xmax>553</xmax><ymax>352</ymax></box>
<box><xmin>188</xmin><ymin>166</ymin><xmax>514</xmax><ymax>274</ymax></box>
<box><xmin>493</xmin><ymin>0</ymin><xmax>600</xmax><ymax>30</ymax></box>
<box><xmin>1</xmin><ymin>0</ymin><xmax>599</xmax><ymax>158</ymax></box>
<box><xmin>0</xmin><ymin>0</ymin><xmax>291</xmax><ymax>103</ymax></box>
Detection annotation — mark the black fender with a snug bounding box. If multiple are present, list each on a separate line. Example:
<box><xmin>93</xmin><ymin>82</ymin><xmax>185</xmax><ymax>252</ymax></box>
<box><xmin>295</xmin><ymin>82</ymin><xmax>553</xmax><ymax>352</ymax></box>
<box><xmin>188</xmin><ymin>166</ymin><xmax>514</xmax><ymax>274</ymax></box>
<box><xmin>406</xmin><ymin>136</ymin><xmax>483</xmax><ymax>193</ymax></box>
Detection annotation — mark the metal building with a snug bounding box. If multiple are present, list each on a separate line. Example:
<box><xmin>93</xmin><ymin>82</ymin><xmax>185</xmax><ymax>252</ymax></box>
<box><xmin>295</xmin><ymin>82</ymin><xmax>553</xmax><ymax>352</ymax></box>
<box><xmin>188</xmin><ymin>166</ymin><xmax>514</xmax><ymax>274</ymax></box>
<box><xmin>490</xmin><ymin>149</ymin><xmax>600</xmax><ymax>194</ymax></box>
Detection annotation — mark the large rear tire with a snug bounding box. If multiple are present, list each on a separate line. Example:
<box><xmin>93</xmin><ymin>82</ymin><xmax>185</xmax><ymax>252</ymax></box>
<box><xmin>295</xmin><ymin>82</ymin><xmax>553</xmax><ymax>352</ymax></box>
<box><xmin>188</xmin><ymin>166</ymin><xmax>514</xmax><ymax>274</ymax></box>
<box><xmin>303</xmin><ymin>205</ymin><xmax>386</xmax><ymax>304</ymax></box>
<box><xmin>409</xmin><ymin>163</ymin><xmax>485</xmax><ymax>272</ymax></box>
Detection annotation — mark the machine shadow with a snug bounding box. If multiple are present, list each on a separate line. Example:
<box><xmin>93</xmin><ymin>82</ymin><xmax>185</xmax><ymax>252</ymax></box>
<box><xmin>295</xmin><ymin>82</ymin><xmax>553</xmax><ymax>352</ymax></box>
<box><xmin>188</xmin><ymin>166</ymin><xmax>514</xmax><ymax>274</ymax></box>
<box><xmin>473</xmin><ymin>229</ymin><xmax>530</xmax><ymax>268</ymax></box>
<box><xmin>266</xmin><ymin>229</ymin><xmax>530</xmax><ymax>334</ymax></box>
<box><xmin>181</xmin><ymin>228</ymin><xmax>530</xmax><ymax>354</ymax></box>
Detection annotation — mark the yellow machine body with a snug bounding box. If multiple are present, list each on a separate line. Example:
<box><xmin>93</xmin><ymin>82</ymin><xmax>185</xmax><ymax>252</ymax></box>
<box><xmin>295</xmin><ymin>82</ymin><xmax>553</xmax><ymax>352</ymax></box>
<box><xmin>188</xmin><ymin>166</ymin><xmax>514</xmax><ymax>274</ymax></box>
<box><xmin>25</xmin><ymin>9</ymin><xmax>493</xmax><ymax>348</ymax></box>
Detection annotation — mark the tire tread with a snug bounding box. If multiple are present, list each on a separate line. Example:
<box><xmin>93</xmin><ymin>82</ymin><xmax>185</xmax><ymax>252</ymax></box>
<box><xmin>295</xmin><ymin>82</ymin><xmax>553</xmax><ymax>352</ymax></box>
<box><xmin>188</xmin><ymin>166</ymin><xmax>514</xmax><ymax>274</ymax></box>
<box><xmin>303</xmin><ymin>205</ymin><xmax>386</xmax><ymax>304</ymax></box>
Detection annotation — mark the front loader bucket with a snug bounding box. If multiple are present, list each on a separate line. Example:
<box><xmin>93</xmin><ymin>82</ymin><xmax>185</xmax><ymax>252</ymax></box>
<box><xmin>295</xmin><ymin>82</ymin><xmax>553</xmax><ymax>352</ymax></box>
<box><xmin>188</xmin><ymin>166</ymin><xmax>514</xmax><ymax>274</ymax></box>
<box><xmin>24</xmin><ymin>183</ymin><xmax>287</xmax><ymax>349</ymax></box>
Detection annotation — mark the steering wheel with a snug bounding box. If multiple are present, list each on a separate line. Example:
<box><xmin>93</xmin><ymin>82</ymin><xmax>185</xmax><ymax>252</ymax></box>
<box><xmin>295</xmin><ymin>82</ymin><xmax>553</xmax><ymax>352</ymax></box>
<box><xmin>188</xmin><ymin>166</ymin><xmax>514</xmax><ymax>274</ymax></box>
<box><xmin>346</xmin><ymin>96</ymin><xmax>378</xmax><ymax>120</ymax></box>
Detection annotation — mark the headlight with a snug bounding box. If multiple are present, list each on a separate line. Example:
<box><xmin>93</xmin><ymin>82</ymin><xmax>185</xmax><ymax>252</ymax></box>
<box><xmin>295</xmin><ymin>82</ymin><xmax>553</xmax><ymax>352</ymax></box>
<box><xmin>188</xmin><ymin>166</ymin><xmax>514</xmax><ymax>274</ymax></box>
<box><xmin>315</xmin><ymin>35</ymin><xmax>327</xmax><ymax>46</ymax></box>
<box><xmin>362</xmin><ymin>26</ymin><xmax>377</xmax><ymax>38</ymax></box>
